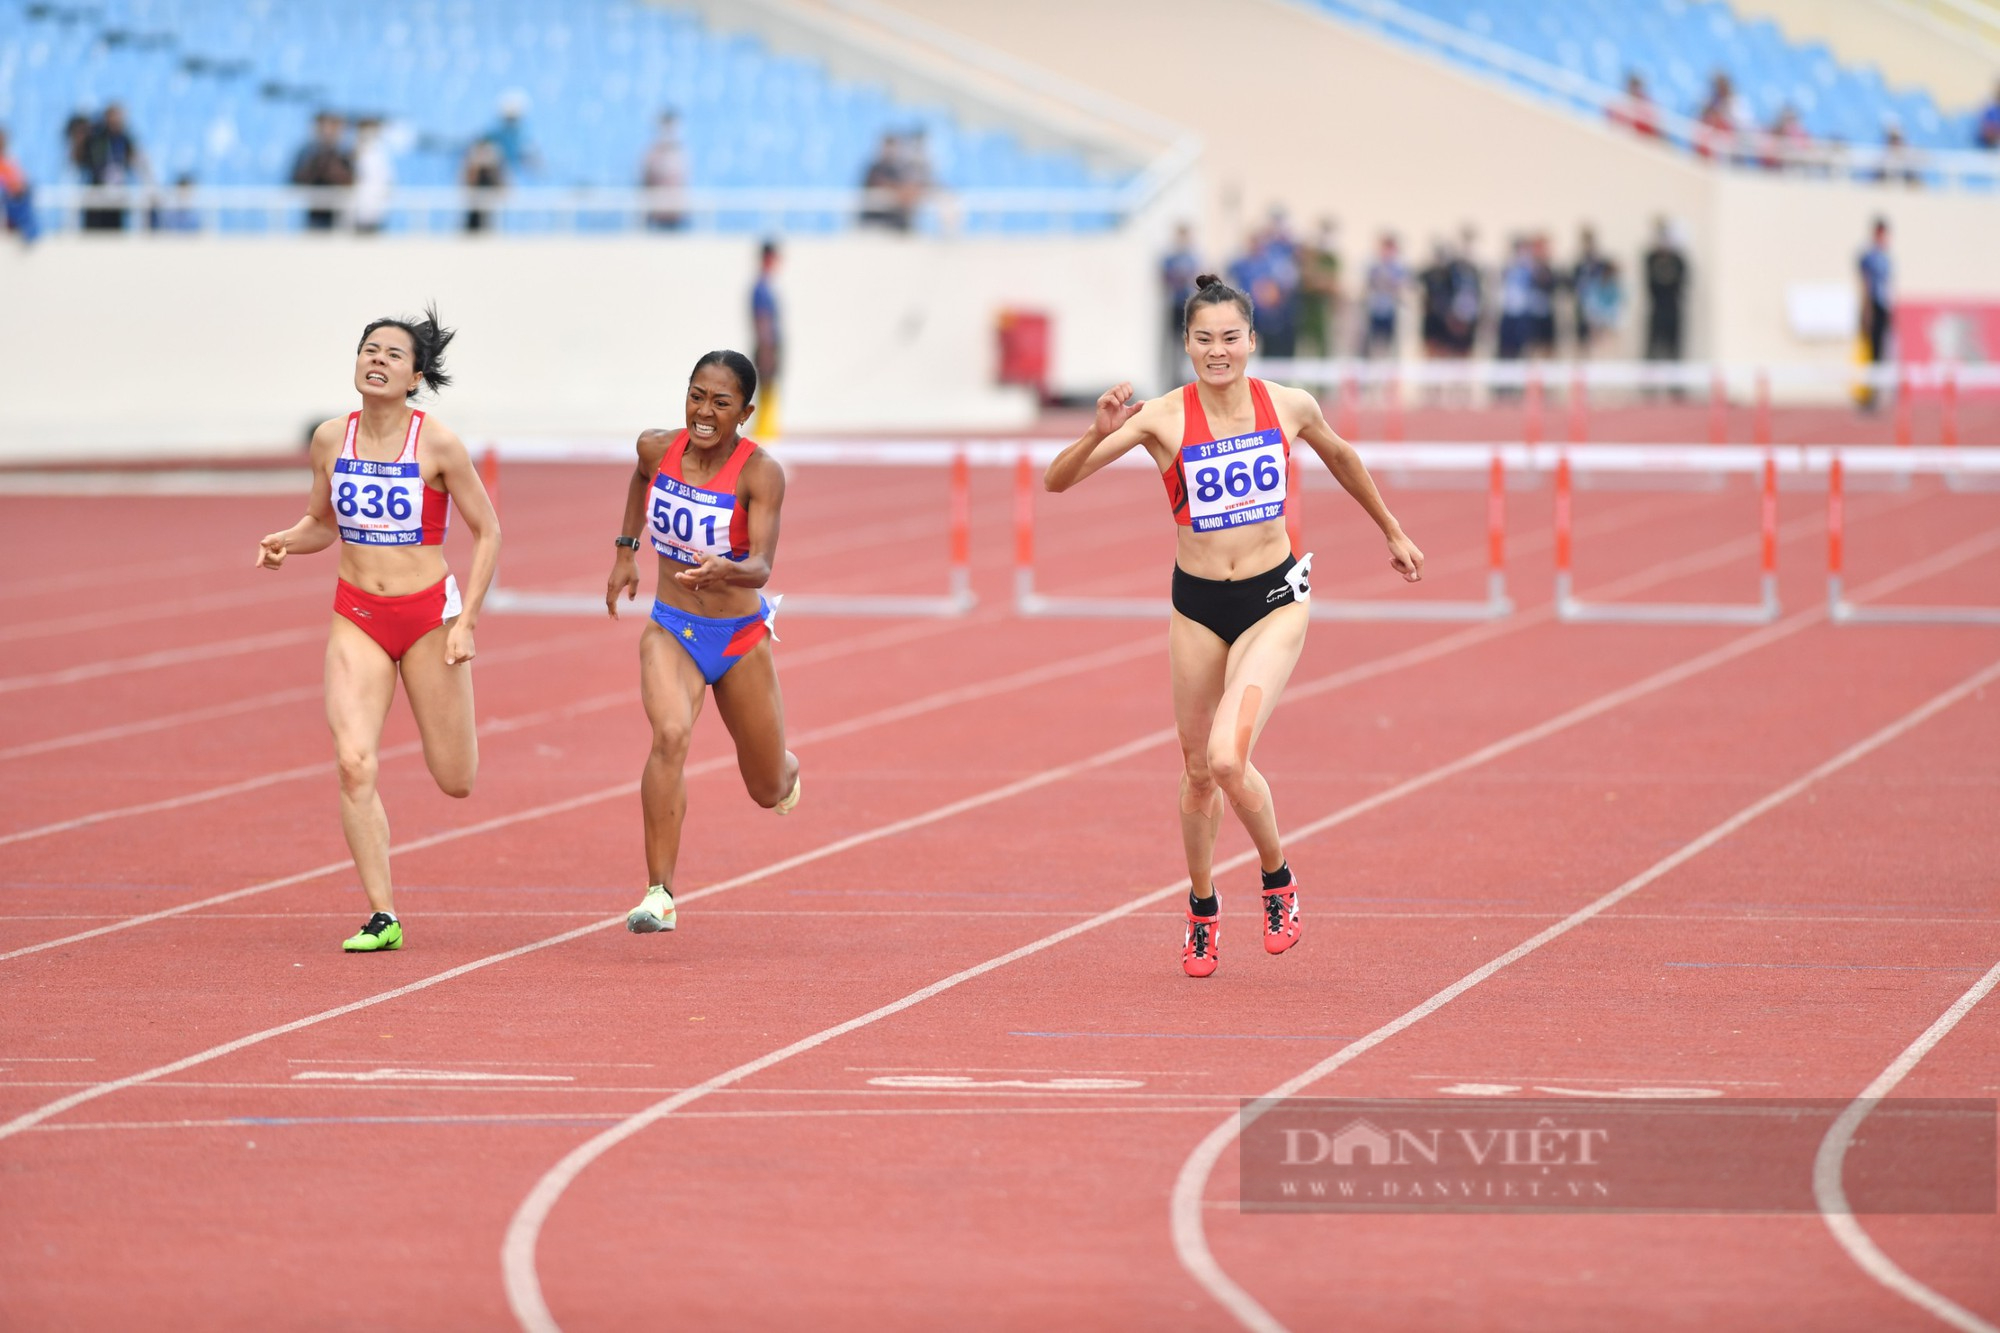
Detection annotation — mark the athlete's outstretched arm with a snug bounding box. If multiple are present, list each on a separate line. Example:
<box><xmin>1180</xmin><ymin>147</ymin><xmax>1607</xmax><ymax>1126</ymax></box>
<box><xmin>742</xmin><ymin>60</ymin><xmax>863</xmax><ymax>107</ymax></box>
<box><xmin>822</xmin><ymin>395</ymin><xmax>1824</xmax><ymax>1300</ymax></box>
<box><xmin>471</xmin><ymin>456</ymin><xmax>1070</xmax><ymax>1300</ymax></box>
<box><xmin>675</xmin><ymin>452</ymin><xmax>784</xmax><ymax>592</ymax></box>
<box><xmin>430</xmin><ymin>422</ymin><xmax>502</xmax><ymax>664</ymax></box>
<box><xmin>1286</xmin><ymin>386</ymin><xmax>1424</xmax><ymax>582</ymax></box>
<box><xmin>607</xmin><ymin>430</ymin><xmax>673</xmax><ymax>617</ymax></box>
<box><xmin>255</xmin><ymin>419</ymin><xmax>341</xmax><ymax>569</ymax></box>
<box><xmin>1044</xmin><ymin>382</ymin><xmax>1155</xmax><ymax>493</ymax></box>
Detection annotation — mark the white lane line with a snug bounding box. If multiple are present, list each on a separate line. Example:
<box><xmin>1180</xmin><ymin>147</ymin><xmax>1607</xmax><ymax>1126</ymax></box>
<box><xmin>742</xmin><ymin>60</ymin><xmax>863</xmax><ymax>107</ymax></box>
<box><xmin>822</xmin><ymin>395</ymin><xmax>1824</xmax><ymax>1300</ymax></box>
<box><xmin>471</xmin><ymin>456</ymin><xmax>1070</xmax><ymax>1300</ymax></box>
<box><xmin>496</xmin><ymin>576</ymin><xmax>1958</xmax><ymax>1332</ymax></box>
<box><xmin>1814</xmin><ymin>959</ymin><xmax>2000</xmax><ymax>1333</ymax></box>
<box><xmin>0</xmin><ymin>551</ymin><xmax>235</xmax><ymax>602</ymax></box>
<box><xmin>0</xmin><ymin>580</ymin><xmax>1620</xmax><ymax>1137</ymax></box>
<box><xmin>29</xmin><ymin>1105</ymin><xmax>1241</xmax><ymax>1134</ymax></box>
<box><xmin>0</xmin><ymin>634</ymin><xmax>1159</xmax><ymax>958</ymax></box>
<box><xmin>0</xmin><ymin>582</ymin><xmax>313</xmax><ymax>645</ymax></box>
<box><xmin>0</xmin><ymin>627</ymin><xmax>325</xmax><ymax>695</ymax></box>
<box><xmin>0</xmin><ymin>593</ymin><xmax>979</xmax><ymax>767</ymax></box>
<box><xmin>0</xmin><ymin>685</ymin><xmax>325</xmax><ymax>763</ymax></box>
<box><xmin>1168</xmin><ymin>652</ymin><xmax>2000</xmax><ymax>1333</ymax></box>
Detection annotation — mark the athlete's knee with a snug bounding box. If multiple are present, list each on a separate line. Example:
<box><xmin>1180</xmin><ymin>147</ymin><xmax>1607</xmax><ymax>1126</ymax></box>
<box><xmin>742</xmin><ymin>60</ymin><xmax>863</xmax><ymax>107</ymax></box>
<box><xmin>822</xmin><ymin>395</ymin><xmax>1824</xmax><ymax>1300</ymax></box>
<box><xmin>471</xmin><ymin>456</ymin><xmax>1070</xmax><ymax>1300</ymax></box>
<box><xmin>746</xmin><ymin>774</ymin><xmax>788</xmax><ymax>808</ymax></box>
<box><xmin>1180</xmin><ymin>763</ymin><xmax>1219</xmax><ymax>812</ymax></box>
<box><xmin>335</xmin><ymin>746</ymin><xmax>378</xmax><ymax>797</ymax></box>
<box><xmin>1206</xmin><ymin>742</ymin><xmax>1247</xmax><ymax>794</ymax></box>
<box><xmin>650</xmin><ymin>718</ymin><xmax>693</xmax><ymax>762</ymax></box>
<box><xmin>435</xmin><ymin>763</ymin><xmax>475</xmax><ymax>800</ymax></box>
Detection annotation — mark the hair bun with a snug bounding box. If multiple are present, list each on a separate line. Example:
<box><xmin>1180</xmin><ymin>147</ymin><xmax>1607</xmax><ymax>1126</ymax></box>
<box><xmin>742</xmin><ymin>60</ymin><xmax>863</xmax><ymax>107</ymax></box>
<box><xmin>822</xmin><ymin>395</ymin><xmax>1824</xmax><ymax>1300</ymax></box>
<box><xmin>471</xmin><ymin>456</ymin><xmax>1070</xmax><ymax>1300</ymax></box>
<box><xmin>1194</xmin><ymin>273</ymin><xmax>1222</xmax><ymax>290</ymax></box>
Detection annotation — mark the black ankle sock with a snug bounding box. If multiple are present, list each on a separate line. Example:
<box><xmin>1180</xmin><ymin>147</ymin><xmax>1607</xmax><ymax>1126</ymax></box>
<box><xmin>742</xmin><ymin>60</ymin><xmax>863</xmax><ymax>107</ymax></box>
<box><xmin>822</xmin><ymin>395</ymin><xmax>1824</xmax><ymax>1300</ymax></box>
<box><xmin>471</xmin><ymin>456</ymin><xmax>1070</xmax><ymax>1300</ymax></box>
<box><xmin>1189</xmin><ymin>890</ymin><xmax>1219</xmax><ymax>918</ymax></box>
<box><xmin>1260</xmin><ymin>862</ymin><xmax>1292</xmax><ymax>891</ymax></box>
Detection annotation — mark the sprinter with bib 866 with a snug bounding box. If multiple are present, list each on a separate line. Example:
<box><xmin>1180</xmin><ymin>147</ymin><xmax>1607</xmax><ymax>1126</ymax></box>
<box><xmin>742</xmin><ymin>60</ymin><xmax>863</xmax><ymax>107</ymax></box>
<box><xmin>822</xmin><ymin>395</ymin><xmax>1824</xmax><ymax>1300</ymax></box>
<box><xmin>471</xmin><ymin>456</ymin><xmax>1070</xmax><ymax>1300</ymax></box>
<box><xmin>1043</xmin><ymin>275</ymin><xmax>1423</xmax><ymax>977</ymax></box>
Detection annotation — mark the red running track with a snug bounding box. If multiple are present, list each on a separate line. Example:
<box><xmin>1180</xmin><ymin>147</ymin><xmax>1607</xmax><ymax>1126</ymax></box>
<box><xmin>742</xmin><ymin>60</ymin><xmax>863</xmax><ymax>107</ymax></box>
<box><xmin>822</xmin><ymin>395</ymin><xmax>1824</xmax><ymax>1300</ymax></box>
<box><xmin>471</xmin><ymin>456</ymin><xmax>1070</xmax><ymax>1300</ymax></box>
<box><xmin>1</xmin><ymin>462</ymin><xmax>1997</xmax><ymax>1332</ymax></box>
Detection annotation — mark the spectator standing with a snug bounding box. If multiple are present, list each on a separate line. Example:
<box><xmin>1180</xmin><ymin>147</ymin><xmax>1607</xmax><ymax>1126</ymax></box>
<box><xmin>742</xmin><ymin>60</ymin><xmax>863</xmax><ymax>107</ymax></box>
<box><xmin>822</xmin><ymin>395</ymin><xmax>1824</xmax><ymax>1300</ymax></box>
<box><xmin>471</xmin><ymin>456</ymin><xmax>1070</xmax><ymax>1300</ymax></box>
<box><xmin>1418</xmin><ymin>239</ymin><xmax>1454</xmax><ymax>361</ymax></box>
<box><xmin>1569</xmin><ymin>227</ymin><xmax>1622</xmax><ymax>356</ymax></box>
<box><xmin>1357</xmin><ymin>233</ymin><xmax>1406</xmax><ymax>358</ymax></box>
<box><xmin>1445</xmin><ymin>226</ymin><xmax>1484</xmax><ymax>361</ymax></box>
<box><xmin>1643</xmin><ymin>217</ymin><xmax>1690</xmax><ymax>370</ymax></box>
<box><xmin>79</xmin><ymin>103</ymin><xmax>145</xmax><ymax>231</ymax></box>
<box><xmin>751</xmin><ymin>240</ymin><xmax>783</xmax><ymax>436</ymax></box>
<box><xmin>1610</xmin><ymin>71</ymin><xmax>1662</xmax><ymax>139</ymax></box>
<box><xmin>486</xmin><ymin>92</ymin><xmax>538</xmax><ymax>178</ymax></box>
<box><xmin>1874</xmin><ymin>121</ymin><xmax>1922</xmax><ymax>188</ymax></box>
<box><xmin>0</xmin><ymin>125</ymin><xmax>39</xmax><ymax>242</ymax></box>
<box><xmin>1763</xmin><ymin>105</ymin><xmax>1809</xmax><ymax>171</ymax></box>
<box><xmin>1159</xmin><ymin>222</ymin><xmax>1201</xmax><ymax>389</ymax></box>
<box><xmin>1527</xmin><ymin>235</ymin><xmax>1558</xmax><ymax>358</ymax></box>
<box><xmin>62</xmin><ymin>113</ymin><xmax>91</xmax><ymax>183</ymax></box>
<box><xmin>641</xmin><ymin>110</ymin><xmax>688</xmax><ymax>230</ymax></box>
<box><xmin>1296</xmin><ymin>216</ymin><xmax>1341</xmax><ymax>361</ymax></box>
<box><xmin>291</xmin><ymin>112</ymin><xmax>353</xmax><ymax>231</ymax></box>
<box><xmin>1495</xmin><ymin>238</ymin><xmax>1534</xmax><ymax>364</ymax></box>
<box><xmin>1695</xmin><ymin>72</ymin><xmax>1742</xmax><ymax>162</ymax></box>
<box><xmin>859</xmin><ymin>132</ymin><xmax>909</xmax><ymax>231</ymax></box>
<box><xmin>352</xmin><ymin>119</ymin><xmax>393</xmax><ymax>234</ymax></box>
<box><xmin>1857</xmin><ymin>217</ymin><xmax>1893</xmax><ymax>412</ymax></box>
<box><xmin>1977</xmin><ymin>81</ymin><xmax>2000</xmax><ymax>151</ymax></box>
<box><xmin>1255</xmin><ymin>210</ymin><xmax>1301</xmax><ymax>358</ymax></box>
<box><xmin>462</xmin><ymin>138</ymin><xmax>505</xmax><ymax>233</ymax></box>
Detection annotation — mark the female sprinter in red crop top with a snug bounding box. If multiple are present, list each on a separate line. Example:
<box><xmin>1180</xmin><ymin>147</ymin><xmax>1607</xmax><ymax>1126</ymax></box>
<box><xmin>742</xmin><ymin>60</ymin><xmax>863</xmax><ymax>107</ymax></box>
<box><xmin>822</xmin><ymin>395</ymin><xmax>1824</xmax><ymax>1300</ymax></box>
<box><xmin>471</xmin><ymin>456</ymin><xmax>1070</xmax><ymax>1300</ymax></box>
<box><xmin>605</xmin><ymin>349</ymin><xmax>801</xmax><ymax>939</ymax></box>
<box><xmin>1044</xmin><ymin>275</ymin><xmax>1423</xmax><ymax>978</ymax></box>
<box><xmin>255</xmin><ymin>306</ymin><xmax>501</xmax><ymax>953</ymax></box>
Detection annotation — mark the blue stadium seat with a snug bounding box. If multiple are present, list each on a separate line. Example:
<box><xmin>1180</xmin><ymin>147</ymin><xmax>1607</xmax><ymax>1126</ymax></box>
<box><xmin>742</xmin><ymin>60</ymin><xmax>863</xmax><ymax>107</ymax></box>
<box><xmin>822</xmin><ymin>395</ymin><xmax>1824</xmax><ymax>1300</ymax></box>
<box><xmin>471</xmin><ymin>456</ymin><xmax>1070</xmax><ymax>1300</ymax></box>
<box><xmin>1304</xmin><ymin>0</ymin><xmax>1980</xmax><ymax>154</ymax></box>
<box><xmin>1</xmin><ymin>0</ymin><xmax>1127</xmax><ymax>228</ymax></box>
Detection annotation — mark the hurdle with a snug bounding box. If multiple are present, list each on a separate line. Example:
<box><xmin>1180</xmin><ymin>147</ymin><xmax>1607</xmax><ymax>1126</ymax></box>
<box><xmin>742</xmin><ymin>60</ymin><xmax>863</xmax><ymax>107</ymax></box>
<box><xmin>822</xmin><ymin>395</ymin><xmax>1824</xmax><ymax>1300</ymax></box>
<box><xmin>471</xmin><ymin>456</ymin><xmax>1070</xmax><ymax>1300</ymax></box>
<box><xmin>1826</xmin><ymin>446</ymin><xmax>2000</xmax><ymax>625</ymax></box>
<box><xmin>1555</xmin><ymin>444</ymin><xmax>1781</xmax><ymax>624</ymax></box>
<box><xmin>1013</xmin><ymin>442</ymin><xmax>1513</xmax><ymax>622</ymax></box>
<box><xmin>483</xmin><ymin>439</ymin><xmax>977</xmax><ymax>617</ymax></box>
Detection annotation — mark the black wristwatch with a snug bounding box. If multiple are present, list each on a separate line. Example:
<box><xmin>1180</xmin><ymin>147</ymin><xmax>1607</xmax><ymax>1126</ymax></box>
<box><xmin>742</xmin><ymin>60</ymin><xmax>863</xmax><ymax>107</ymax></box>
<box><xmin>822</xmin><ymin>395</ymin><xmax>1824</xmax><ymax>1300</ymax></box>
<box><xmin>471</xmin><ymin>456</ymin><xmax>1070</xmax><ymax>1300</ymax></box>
<box><xmin>613</xmin><ymin>535</ymin><xmax>641</xmax><ymax>550</ymax></box>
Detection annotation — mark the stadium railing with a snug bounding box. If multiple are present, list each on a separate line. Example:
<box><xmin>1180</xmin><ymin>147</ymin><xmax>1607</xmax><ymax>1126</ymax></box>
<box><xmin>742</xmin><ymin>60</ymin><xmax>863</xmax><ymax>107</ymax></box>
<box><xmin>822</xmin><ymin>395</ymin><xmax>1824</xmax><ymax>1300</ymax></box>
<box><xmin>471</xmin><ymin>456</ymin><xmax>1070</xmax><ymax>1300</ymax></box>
<box><xmin>26</xmin><ymin>182</ymin><xmax>1162</xmax><ymax>237</ymax></box>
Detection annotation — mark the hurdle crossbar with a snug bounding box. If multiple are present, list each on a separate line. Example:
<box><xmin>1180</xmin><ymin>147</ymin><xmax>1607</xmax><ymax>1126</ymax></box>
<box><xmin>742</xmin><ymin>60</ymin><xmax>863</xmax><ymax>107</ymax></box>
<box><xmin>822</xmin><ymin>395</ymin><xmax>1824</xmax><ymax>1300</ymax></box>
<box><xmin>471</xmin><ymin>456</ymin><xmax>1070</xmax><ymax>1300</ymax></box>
<box><xmin>1013</xmin><ymin>442</ymin><xmax>1512</xmax><ymax>622</ymax></box>
<box><xmin>1555</xmin><ymin>445</ymin><xmax>1781</xmax><ymax>625</ymax></box>
<box><xmin>1825</xmin><ymin>446</ymin><xmax>2000</xmax><ymax>625</ymax></box>
<box><xmin>482</xmin><ymin>439</ymin><xmax>978</xmax><ymax>618</ymax></box>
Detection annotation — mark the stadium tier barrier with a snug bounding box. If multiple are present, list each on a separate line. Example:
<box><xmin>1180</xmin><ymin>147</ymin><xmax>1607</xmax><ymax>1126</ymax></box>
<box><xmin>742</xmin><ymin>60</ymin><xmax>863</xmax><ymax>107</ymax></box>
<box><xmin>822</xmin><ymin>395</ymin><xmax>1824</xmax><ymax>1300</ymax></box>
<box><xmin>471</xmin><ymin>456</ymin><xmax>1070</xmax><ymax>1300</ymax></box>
<box><xmin>26</xmin><ymin>184</ymin><xmax>1153</xmax><ymax>237</ymax></box>
<box><xmin>474</xmin><ymin>439</ymin><xmax>1999</xmax><ymax>626</ymax></box>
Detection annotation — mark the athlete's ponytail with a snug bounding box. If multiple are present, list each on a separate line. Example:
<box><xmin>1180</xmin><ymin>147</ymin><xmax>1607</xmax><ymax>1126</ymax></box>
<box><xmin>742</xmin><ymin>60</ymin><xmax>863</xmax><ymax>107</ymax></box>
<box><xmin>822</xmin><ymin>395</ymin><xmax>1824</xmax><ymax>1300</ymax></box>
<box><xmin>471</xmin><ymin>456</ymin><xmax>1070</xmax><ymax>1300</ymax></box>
<box><xmin>1184</xmin><ymin>273</ymin><xmax>1254</xmax><ymax>332</ymax></box>
<box><xmin>357</xmin><ymin>302</ymin><xmax>456</xmax><ymax>399</ymax></box>
<box><xmin>691</xmin><ymin>348</ymin><xmax>758</xmax><ymax>403</ymax></box>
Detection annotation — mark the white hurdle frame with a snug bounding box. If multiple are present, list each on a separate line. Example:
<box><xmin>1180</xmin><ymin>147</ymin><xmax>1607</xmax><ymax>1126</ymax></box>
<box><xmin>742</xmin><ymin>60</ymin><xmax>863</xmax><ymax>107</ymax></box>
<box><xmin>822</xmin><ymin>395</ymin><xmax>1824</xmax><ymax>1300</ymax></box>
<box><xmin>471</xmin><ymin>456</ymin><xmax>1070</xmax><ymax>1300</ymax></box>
<box><xmin>1012</xmin><ymin>442</ymin><xmax>1513</xmax><ymax>621</ymax></box>
<box><xmin>481</xmin><ymin>439</ymin><xmax>978</xmax><ymax>618</ymax></box>
<box><xmin>1555</xmin><ymin>444</ymin><xmax>1781</xmax><ymax>625</ymax></box>
<box><xmin>1826</xmin><ymin>446</ymin><xmax>2000</xmax><ymax>625</ymax></box>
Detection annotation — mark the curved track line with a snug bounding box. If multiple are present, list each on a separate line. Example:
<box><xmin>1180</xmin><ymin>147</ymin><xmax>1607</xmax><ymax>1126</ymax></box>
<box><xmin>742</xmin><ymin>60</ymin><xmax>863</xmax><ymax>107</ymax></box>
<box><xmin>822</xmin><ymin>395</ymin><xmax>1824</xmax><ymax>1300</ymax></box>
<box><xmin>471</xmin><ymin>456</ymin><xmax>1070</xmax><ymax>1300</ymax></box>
<box><xmin>1814</xmin><ymin>959</ymin><xmax>2000</xmax><ymax>1333</ymax></box>
<box><xmin>0</xmin><ymin>724</ymin><xmax>1186</xmax><ymax>1145</ymax></box>
<box><xmin>1169</xmin><ymin>653</ymin><xmax>2000</xmax><ymax>1333</ymax></box>
<box><xmin>495</xmin><ymin>582</ymin><xmax>1933</xmax><ymax>1331</ymax></box>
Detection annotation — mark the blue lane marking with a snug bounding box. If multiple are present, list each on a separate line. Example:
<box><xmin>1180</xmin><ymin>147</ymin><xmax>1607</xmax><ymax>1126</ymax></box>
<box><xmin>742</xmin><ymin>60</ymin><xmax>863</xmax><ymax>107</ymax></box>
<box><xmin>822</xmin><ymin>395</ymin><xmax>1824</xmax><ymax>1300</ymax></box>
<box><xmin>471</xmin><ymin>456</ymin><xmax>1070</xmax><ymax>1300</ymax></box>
<box><xmin>1011</xmin><ymin>1031</ymin><xmax>1361</xmax><ymax>1041</ymax></box>
<box><xmin>1663</xmin><ymin>962</ymin><xmax>1987</xmax><ymax>972</ymax></box>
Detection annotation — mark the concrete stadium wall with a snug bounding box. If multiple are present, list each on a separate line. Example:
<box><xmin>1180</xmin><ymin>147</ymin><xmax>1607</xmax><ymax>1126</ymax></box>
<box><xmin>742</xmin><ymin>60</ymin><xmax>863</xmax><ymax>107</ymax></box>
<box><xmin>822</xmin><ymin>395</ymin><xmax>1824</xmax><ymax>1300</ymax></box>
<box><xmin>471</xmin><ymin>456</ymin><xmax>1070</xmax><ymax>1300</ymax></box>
<box><xmin>1729</xmin><ymin>0</ymin><xmax>2000</xmax><ymax>111</ymax></box>
<box><xmin>0</xmin><ymin>230</ymin><xmax>1158</xmax><ymax>461</ymax></box>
